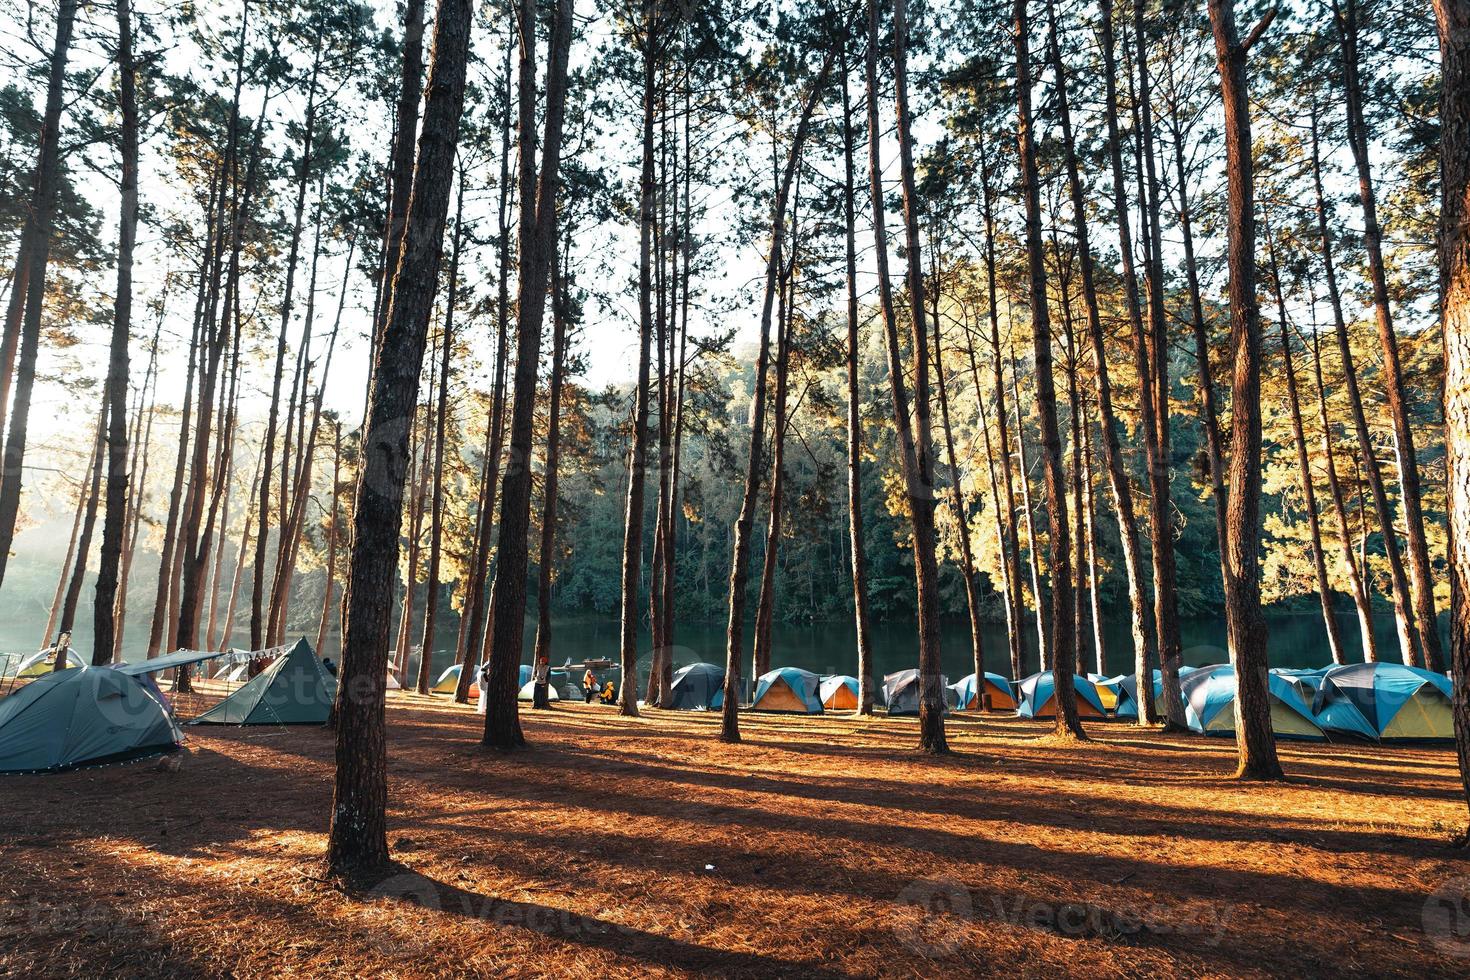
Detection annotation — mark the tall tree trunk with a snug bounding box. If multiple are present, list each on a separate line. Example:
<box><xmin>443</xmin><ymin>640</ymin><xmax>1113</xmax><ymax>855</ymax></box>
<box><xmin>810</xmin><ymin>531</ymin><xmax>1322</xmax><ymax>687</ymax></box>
<box><xmin>617</xmin><ymin>14</ymin><xmax>661</xmax><ymax>723</ymax></box>
<box><xmin>1266</xmin><ymin>216</ymin><xmax>1346</xmax><ymax>665</ymax></box>
<box><xmin>0</xmin><ymin>0</ymin><xmax>81</xmax><ymax>590</ymax></box>
<box><xmin>1307</xmin><ymin>98</ymin><xmax>1419</xmax><ymax>666</ymax></box>
<box><xmin>1129</xmin><ymin>0</ymin><xmax>1186</xmax><ymax>709</ymax></box>
<box><xmin>1207</xmin><ymin>0</ymin><xmax>1282</xmax><ymax>780</ymax></box>
<box><xmin>933</xmin><ymin>253</ymin><xmax>985</xmax><ymax>687</ymax></box>
<box><xmin>316</xmin><ymin>421</ymin><xmax>341</xmax><ymax>658</ymax></box>
<box><xmin>1098</xmin><ymin>0</ymin><xmax>1177</xmax><ymax>725</ymax></box>
<box><xmin>417</xmin><ymin>183</ymin><xmax>463</xmax><ymax>695</ymax></box>
<box><xmin>455</xmin><ymin>29</ymin><xmax>517</xmax><ymax>702</ymax></box>
<box><xmin>1015</xmin><ymin>0</ymin><xmax>1082</xmax><ymax>739</ymax></box>
<box><xmin>92</xmin><ymin>0</ymin><xmax>140</xmax><ymax>665</ymax></box>
<box><xmin>752</xmin><ymin>205</ymin><xmax>796</xmax><ymax>683</ymax></box>
<box><xmin>114</xmin><ymin>326</ymin><xmax>161</xmax><ymax>661</ymax></box>
<box><xmin>964</xmin><ymin>330</ymin><xmax>1021</xmax><ymax>684</ymax></box>
<box><xmin>1011</xmin><ymin>365</ymin><xmax>1047</xmax><ymax>669</ymax></box>
<box><xmin>479</xmin><ymin>0</ymin><xmax>574</xmax><ymax>748</ymax></box>
<box><xmin>879</xmin><ymin>0</ymin><xmax>947</xmax><ymax>752</ymax></box>
<box><xmin>1081</xmin><ymin>393</ymin><xmax>1107</xmax><ymax>674</ymax></box>
<box><xmin>532</xmin><ymin>247</ymin><xmax>570</xmax><ymax>709</ymax></box>
<box><xmin>839</xmin><ymin>53</ymin><xmax>875</xmax><ymax>713</ymax></box>
<box><xmin>976</xmin><ymin>129</ymin><xmax>1026</xmax><ymax>684</ymax></box>
<box><xmin>719</xmin><ymin>58</ymin><xmax>828</xmax><ymax>744</ymax></box>
<box><xmin>1044</xmin><ymin>0</ymin><xmax>1147</xmax><ymax>689</ymax></box>
<box><xmin>1434</xmin><ymin>0</ymin><xmax>1470</xmax><ymax>823</ymax></box>
<box><xmin>253</xmin><ymin>58</ymin><xmax>320</xmax><ymax>653</ymax></box>
<box><xmin>1333</xmin><ymin>0</ymin><xmax>1443</xmax><ymax>671</ymax></box>
<box><xmin>58</xmin><ymin>402</ymin><xmax>109</xmax><ymax>648</ymax></box>
<box><xmin>1308</xmin><ymin>309</ymin><xmax>1378</xmax><ymax>661</ymax></box>
<box><xmin>327</xmin><ymin>0</ymin><xmax>475</xmax><ymax>880</ymax></box>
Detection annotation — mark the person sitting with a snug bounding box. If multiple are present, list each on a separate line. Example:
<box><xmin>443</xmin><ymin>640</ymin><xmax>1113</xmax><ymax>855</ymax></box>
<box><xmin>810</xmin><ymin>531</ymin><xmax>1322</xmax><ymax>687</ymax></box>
<box><xmin>583</xmin><ymin>669</ymin><xmax>598</xmax><ymax>703</ymax></box>
<box><xmin>598</xmin><ymin>680</ymin><xmax>616</xmax><ymax>705</ymax></box>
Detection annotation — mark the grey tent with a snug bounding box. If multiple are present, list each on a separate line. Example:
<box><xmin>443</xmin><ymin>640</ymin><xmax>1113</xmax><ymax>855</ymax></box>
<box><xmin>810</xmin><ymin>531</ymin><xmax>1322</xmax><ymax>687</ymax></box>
<box><xmin>666</xmin><ymin>663</ymin><xmax>725</xmax><ymax>710</ymax></box>
<box><xmin>883</xmin><ymin>669</ymin><xmax>950</xmax><ymax>717</ymax></box>
<box><xmin>0</xmin><ymin>667</ymin><xmax>183</xmax><ymax>773</ymax></box>
<box><xmin>192</xmin><ymin>638</ymin><xmax>335</xmax><ymax>725</ymax></box>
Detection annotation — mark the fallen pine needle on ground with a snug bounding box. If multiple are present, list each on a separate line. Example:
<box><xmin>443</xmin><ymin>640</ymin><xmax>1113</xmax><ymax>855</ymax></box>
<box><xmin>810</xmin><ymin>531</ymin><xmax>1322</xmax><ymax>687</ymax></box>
<box><xmin>1</xmin><ymin>690</ymin><xmax>1467</xmax><ymax>978</ymax></box>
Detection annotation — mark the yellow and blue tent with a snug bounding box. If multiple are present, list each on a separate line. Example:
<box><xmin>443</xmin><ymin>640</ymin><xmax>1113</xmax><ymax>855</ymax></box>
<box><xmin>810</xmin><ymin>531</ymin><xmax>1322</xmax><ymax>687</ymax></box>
<box><xmin>1180</xmin><ymin>665</ymin><xmax>1323</xmax><ymax>740</ymax></box>
<box><xmin>1017</xmin><ymin>671</ymin><xmax>1107</xmax><ymax>720</ymax></box>
<box><xmin>950</xmin><ymin>672</ymin><xmax>1016</xmax><ymax>711</ymax></box>
<box><xmin>752</xmin><ymin>667</ymin><xmax>823</xmax><ymax>714</ymax></box>
<box><xmin>819</xmin><ymin>674</ymin><xmax>860</xmax><ymax>711</ymax></box>
<box><xmin>1312</xmin><ymin>663</ymin><xmax>1453</xmax><ymax>742</ymax></box>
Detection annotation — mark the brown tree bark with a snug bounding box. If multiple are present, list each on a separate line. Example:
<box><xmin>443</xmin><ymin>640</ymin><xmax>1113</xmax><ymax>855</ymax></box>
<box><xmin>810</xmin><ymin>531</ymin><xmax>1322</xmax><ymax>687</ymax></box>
<box><xmin>252</xmin><ymin>54</ymin><xmax>321</xmax><ymax>653</ymax></box>
<box><xmin>0</xmin><ymin>0</ymin><xmax>81</xmax><ymax>591</ymax></box>
<box><xmin>617</xmin><ymin>10</ymin><xmax>662</xmax><ymax>722</ymax></box>
<box><xmin>532</xmin><ymin>247</ymin><xmax>571</xmax><ymax>710</ymax></box>
<box><xmin>1045</xmin><ymin>0</ymin><xmax>1153</xmax><ymax>711</ymax></box>
<box><xmin>92</xmin><ymin>0</ymin><xmax>140</xmax><ymax>665</ymax></box>
<box><xmin>839</xmin><ymin>52</ymin><xmax>875</xmax><ymax>713</ymax></box>
<box><xmin>454</xmin><ymin>30</ymin><xmax>516</xmax><ymax>702</ymax></box>
<box><xmin>1306</xmin><ymin>309</ymin><xmax>1378</xmax><ymax>661</ymax></box>
<box><xmin>417</xmin><ymin>182</ymin><xmax>464</xmax><ymax>695</ymax></box>
<box><xmin>719</xmin><ymin>58</ymin><xmax>828</xmax><ymax>744</ymax></box>
<box><xmin>752</xmin><ymin>203</ymin><xmax>796</xmax><ymax>683</ymax></box>
<box><xmin>479</xmin><ymin>0</ymin><xmax>574</xmax><ymax>748</ymax></box>
<box><xmin>327</xmin><ymin>0</ymin><xmax>475</xmax><ymax>880</ymax></box>
<box><xmin>1015</xmin><ymin>0</ymin><xmax>1082</xmax><ymax>739</ymax></box>
<box><xmin>1332</xmin><ymin>0</ymin><xmax>1443</xmax><ymax>671</ymax></box>
<box><xmin>1307</xmin><ymin>98</ymin><xmax>1418</xmax><ymax>666</ymax></box>
<box><xmin>1098</xmin><ymin>0</ymin><xmax>1178</xmax><ymax>726</ymax></box>
<box><xmin>1207</xmin><ymin>0</ymin><xmax>1282</xmax><ymax>780</ymax></box>
<box><xmin>885</xmin><ymin>0</ymin><xmax>948</xmax><ymax>752</ymax></box>
<box><xmin>1265</xmin><ymin>217</ymin><xmax>1346</xmax><ymax>665</ymax></box>
<box><xmin>933</xmin><ymin>257</ymin><xmax>985</xmax><ymax>686</ymax></box>
<box><xmin>1433</xmin><ymin>0</ymin><xmax>1470</xmax><ymax>823</ymax></box>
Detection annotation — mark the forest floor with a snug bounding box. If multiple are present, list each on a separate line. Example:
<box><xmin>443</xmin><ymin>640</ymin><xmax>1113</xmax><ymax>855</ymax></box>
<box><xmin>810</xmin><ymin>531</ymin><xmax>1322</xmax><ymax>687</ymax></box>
<box><xmin>2</xmin><ymin>685</ymin><xmax>1468</xmax><ymax>978</ymax></box>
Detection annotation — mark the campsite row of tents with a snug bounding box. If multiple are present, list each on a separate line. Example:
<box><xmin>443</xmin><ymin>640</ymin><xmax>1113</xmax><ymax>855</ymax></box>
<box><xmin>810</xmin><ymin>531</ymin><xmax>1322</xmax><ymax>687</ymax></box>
<box><xmin>1057</xmin><ymin>662</ymin><xmax>1454</xmax><ymax>743</ymax></box>
<box><xmin>0</xmin><ymin>639</ymin><xmax>335</xmax><ymax>774</ymax></box>
<box><xmin>656</xmin><ymin>660</ymin><xmax>1455</xmax><ymax>744</ymax></box>
<box><xmin>2</xmin><ymin>639</ymin><xmax>1453</xmax><ymax>775</ymax></box>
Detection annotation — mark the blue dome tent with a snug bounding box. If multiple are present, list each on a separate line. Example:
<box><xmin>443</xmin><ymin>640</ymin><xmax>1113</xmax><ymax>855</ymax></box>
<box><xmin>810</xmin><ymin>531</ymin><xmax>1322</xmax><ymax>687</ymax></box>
<box><xmin>1180</xmin><ymin>666</ymin><xmax>1323</xmax><ymax>740</ymax></box>
<box><xmin>883</xmin><ymin>669</ymin><xmax>950</xmax><ymax>716</ymax></box>
<box><xmin>0</xmin><ymin>667</ymin><xmax>183</xmax><ymax>773</ymax></box>
<box><xmin>751</xmin><ymin>668</ymin><xmax>822</xmax><ymax>714</ymax></box>
<box><xmin>819</xmin><ymin>675</ymin><xmax>860</xmax><ymax>711</ymax></box>
<box><xmin>950</xmin><ymin>672</ymin><xmax>1017</xmax><ymax>711</ymax></box>
<box><xmin>1312</xmin><ymin>663</ymin><xmax>1453</xmax><ymax>742</ymax></box>
<box><xmin>1017</xmin><ymin>671</ymin><xmax>1107</xmax><ymax>720</ymax></box>
<box><xmin>666</xmin><ymin>663</ymin><xmax>725</xmax><ymax>710</ymax></box>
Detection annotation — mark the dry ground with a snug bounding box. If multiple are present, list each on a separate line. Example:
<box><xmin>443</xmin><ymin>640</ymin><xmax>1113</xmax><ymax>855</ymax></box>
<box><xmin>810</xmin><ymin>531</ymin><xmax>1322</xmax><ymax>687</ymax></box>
<box><xmin>2</xmin><ymin>684</ymin><xmax>1469</xmax><ymax>978</ymax></box>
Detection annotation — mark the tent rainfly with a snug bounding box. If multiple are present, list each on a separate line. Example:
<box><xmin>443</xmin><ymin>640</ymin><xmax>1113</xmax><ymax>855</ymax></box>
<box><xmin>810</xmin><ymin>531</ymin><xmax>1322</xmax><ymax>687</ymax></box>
<box><xmin>667</xmin><ymin>663</ymin><xmax>725</xmax><ymax>710</ymax></box>
<box><xmin>751</xmin><ymin>668</ymin><xmax>823</xmax><ymax>714</ymax></box>
<box><xmin>1016</xmin><ymin>672</ymin><xmax>1107</xmax><ymax>720</ymax></box>
<box><xmin>191</xmin><ymin>638</ymin><xmax>335</xmax><ymax>725</ymax></box>
<box><xmin>883</xmin><ymin>669</ymin><xmax>950</xmax><ymax>717</ymax></box>
<box><xmin>1312</xmin><ymin>663</ymin><xmax>1453</xmax><ymax>742</ymax></box>
<box><xmin>0</xmin><ymin>666</ymin><xmax>183</xmax><ymax>773</ymax></box>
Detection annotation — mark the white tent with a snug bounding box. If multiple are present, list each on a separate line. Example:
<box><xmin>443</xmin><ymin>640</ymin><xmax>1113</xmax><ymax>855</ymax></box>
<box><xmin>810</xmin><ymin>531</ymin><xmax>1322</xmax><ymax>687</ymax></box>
<box><xmin>11</xmin><ymin>648</ymin><xmax>85</xmax><ymax>678</ymax></box>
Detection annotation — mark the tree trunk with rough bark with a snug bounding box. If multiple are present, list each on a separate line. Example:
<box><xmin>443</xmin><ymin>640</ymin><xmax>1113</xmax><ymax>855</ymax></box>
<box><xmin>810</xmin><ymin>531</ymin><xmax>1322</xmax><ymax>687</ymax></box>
<box><xmin>326</xmin><ymin>0</ymin><xmax>475</xmax><ymax>881</ymax></box>
<box><xmin>1016</xmin><ymin>0</ymin><xmax>1082</xmax><ymax>739</ymax></box>
<box><xmin>1207</xmin><ymin>0</ymin><xmax>1283</xmax><ymax>781</ymax></box>
<box><xmin>480</xmin><ymin>0</ymin><xmax>574</xmax><ymax>748</ymax></box>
